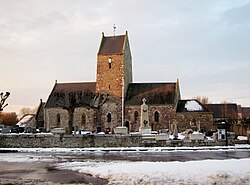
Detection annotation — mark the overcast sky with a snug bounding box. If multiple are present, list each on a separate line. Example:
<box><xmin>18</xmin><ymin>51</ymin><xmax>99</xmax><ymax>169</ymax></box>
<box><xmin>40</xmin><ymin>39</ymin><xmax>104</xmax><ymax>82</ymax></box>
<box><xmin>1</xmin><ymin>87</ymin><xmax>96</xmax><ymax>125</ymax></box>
<box><xmin>1</xmin><ymin>0</ymin><xmax>250</xmax><ymax>113</ymax></box>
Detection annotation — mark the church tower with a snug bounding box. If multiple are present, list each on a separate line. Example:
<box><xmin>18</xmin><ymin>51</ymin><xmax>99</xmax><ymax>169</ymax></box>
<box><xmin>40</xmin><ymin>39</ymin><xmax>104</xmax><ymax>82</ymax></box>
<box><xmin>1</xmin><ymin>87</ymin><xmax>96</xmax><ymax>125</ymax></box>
<box><xmin>96</xmin><ymin>31</ymin><xmax>133</xmax><ymax>97</ymax></box>
<box><xmin>96</xmin><ymin>31</ymin><xmax>133</xmax><ymax>131</ymax></box>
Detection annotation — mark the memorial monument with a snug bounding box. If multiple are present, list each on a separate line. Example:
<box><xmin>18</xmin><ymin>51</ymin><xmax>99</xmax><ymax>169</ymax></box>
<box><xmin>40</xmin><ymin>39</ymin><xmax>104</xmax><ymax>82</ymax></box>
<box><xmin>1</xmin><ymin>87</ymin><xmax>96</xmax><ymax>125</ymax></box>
<box><xmin>139</xmin><ymin>98</ymin><xmax>151</xmax><ymax>134</ymax></box>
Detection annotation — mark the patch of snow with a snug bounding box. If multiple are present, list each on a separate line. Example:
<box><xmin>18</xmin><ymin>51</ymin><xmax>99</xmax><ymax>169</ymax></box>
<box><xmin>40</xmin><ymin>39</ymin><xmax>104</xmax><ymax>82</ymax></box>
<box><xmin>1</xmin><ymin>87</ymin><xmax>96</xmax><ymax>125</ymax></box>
<box><xmin>130</xmin><ymin>132</ymin><xmax>140</xmax><ymax>135</ymax></box>
<box><xmin>206</xmin><ymin>136</ymin><xmax>214</xmax><ymax>141</ymax></box>
<box><xmin>16</xmin><ymin>115</ymin><xmax>34</xmax><ymax>127</ymax></box>
<box><xmin>1</xmin><ymin>145</ymin><xmax>250</xmax><ymax>154</ymax></box>
<box><xmin>151</xmin><ymin>131</ymin><xmax>158</xmax><ymax>134</ymax></box>
<box><xmin>169</xmin><ymin>133</ymin><xmax>185</xmax><ymax>140</ymax></box>
<box><xmin>237</xmin><ymin>136</ymin><xmax>248</xmax><ymax>140</ymax></box>
<box><xmin>185</xmin><ymin>100</ymin><xmax>203</xmax><ymax>111</ymax></box>
<box><xmin>0</xmin><ymin>153</ymin><xmax>57</xmax><ymax>163</ymax></box>
<box><xmin>97</xmin><ymin>132</ymin><xmax>105</xmax><ymax>135</ymax></box>
<box><xmin>193</xmin><ymin>131</ymin><xmax>200</xmax><ymax>134</ymax></box>
<box><xmin>56</xmin><ymin>158</ymin><xmax>250</xmax><ymax>185</ymax></box>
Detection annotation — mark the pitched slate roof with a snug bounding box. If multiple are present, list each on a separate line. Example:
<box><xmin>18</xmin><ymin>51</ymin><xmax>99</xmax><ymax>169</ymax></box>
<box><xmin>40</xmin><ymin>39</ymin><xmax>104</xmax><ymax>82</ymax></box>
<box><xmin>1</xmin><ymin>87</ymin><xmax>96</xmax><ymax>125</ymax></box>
<box><xmin>176</xmin><ymin>100</ymin><xmax>210</xmax><ymax>113</ymax></box>
<box><xmin>98</xmin><ymin>34</ymin><xmax>125</xmax><ymax>55</ymax></box>
<box><xmin>45</xmin><ymin>82</ymin><xmax>96</xmax><ymax>108</ymax></box>
<box><xmin>125</xmin><ymin>83</ymin><xmax>177</xmax><ymax>105</ymax></box>
<box><xmin>204</xmin><ymin>103</ymin><xmax>238</xmax><ymax>119</ymax></box>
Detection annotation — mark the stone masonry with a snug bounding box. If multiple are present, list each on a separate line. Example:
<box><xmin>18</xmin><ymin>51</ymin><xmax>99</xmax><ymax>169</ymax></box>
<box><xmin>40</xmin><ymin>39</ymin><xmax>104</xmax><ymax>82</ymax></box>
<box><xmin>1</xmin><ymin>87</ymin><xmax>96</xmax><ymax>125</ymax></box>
<box><xmin>0</xmin><ymin>135</ymin><xmax>234</xmax><ymax>148</ymax></box>
<box><xmin>176</xmin><ymin>112</ymin><xmax>213</xmax><ymax>132</ymax></box>
<box><xmin>45</xmin><ymin>107</ymin><xmax>96</xmax><ymax>132</ymax></box>
<box><xmin>125</xmin><ymin>105</ymin><xmax>176</xmax><ymax>132</ymax></box>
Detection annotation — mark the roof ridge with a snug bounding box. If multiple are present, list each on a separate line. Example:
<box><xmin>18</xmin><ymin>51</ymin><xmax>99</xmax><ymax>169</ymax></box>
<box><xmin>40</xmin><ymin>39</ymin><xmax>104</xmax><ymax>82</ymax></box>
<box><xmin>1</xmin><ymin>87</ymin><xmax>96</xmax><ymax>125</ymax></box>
<box><xmin>130</xmin><ymin>82</ymin><xmax>176</xmax><ymax>85</ymax></box>
<box><xmin>103</xmin><ymin>34</ymin><xmax>125</xmax><ymax>38</ymax></box>
<box><xmin>56</xmin><ymin>82</ymin><xmax>96</xmax><ymax>85</ymax></box>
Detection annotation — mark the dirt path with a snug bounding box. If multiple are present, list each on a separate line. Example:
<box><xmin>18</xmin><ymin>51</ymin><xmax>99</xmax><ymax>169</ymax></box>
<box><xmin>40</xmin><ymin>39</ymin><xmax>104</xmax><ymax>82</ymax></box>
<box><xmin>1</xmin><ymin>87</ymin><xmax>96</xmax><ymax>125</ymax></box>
<box><xmin>0</xmin><ymin>162</ymin><xmax>108</xmax><ymax>185</ymax></box>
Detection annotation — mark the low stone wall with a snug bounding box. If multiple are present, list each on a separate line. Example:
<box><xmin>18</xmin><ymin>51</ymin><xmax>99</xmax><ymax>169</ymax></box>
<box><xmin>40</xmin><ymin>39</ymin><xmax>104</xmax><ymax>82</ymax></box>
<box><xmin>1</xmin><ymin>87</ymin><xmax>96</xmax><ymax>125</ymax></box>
<box><xmin>0</xmin><ymin>135</ymin><xmax>143</xmax><ymax>148</ymax></box>
<box><xmin>0</xmin><ymin>134</ymin><xmax>235</xmax><ymax>148</ymax></box>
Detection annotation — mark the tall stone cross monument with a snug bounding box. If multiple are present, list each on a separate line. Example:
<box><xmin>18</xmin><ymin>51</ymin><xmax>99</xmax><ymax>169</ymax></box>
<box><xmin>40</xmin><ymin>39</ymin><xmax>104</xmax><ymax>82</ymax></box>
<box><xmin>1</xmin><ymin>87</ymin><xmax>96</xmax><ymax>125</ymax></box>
<box><xmin>139</xmin><ymin>98</ymin><xmax>151</xmax><ymax>134</ymax></box>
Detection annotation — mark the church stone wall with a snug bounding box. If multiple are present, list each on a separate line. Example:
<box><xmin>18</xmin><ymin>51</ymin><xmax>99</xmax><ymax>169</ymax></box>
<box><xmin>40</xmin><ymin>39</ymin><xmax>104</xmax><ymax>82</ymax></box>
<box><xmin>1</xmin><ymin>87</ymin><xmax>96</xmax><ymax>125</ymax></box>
<box><xmin>45</xmin><ymin>108</ymin><xmax>68</xmax><ymax>131</ymax></box>
<box><xmin>73</xmin><ymin>108</ymin><xmax>96</xmax><ymax>131</ymax></box>
<box><xmin>125</xmin><ymin>105</ymin><xmax>176</xmax><ymax>132</ymax></box>
<box><xmin>125</xmin><ymin>106</ymin><xmax>141</xmax><ymax>132</ymax></box>
<box><xmin>149</xmin><ymin>105</ymin><xmax>176</xmax><ymax>131</ymax></box>
<box><xmin>45</xmin><ymin>108</ymin><xmax>96</xmax><ymax>132</ymax></box>
<box><xmin>123</xmin><ymin>36</ymin><xmax>133</xmax><ymax>94</ymax></box>
<box><xmin>99</xmin><ymin>96</ymin><xmax>122</xmax><ymax>132</ymax></box>
<box><xmin>176</xmin><ymin>113</ymin><xmax>213</xmax><ymax>132</ymax></box>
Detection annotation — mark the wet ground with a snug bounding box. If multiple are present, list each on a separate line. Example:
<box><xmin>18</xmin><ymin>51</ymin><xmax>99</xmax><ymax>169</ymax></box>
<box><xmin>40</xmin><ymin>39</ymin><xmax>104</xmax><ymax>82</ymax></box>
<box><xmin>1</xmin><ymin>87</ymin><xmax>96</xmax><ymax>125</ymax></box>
<box><xmin>0</xmin><ymin>161</ymin><xmax>108</xmax><ymax>185</ymax></box>
<box><xmin>46</xmin><ymin>149</ymin><xmax>250</xmax><ymax>162</ymax></box>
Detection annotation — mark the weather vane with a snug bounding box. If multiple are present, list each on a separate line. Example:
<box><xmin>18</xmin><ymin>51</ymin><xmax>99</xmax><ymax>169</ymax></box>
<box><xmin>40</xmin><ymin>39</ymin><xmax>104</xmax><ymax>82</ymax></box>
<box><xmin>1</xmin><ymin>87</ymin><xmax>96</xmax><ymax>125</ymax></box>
<box><xmin>113</xmin><ymin>24</ymin><xmax>116</xmax><ymax>36</ymax></box>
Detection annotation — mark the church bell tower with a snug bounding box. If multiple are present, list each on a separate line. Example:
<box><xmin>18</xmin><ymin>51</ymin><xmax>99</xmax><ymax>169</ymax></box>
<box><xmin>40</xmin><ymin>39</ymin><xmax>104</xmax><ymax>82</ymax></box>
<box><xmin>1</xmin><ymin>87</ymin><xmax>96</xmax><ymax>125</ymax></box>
<box><xmin>96</xmin><ymin>31</ymin><xmax>133</xmax><ymax>97</ymax></box>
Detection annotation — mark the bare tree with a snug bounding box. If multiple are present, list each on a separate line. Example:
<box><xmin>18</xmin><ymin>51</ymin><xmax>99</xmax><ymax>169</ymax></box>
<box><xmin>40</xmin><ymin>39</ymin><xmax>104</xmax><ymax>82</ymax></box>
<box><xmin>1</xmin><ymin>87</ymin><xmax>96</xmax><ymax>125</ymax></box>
<box><xmin>0</xmin><ymin>92</ymin><xmax>10</xmax><ymax>111</ymax></box>
<box><xmin>220</xmin><ymin>101</ymin><xmax>238</xmax><ymax>123</ymax></box>
<box><xmin>193</xmin><ymin>96</ymin><xmax>210</xmax><ymax>104</ymax></box>
<box><xmin>19</xmin><ymin>107</ymin><xmax>37</xmax><ymax>116</ymax></box>
<box><xmin>221</xmin><ymin>100</ymin><xmax>229</xmax><ymax>119</ymax></box>
<box><xmin>54</xmin><ymin>91</ymin><xmax>108</xmax><ymax>134</ymax></box>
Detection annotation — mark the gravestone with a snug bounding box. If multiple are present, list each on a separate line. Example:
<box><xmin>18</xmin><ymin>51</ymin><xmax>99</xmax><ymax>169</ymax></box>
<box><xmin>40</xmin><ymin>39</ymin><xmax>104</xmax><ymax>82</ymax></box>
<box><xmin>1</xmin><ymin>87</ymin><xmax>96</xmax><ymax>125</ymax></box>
<box><xmin>139</xmin><ymin>98</ymin><xmax>151</xmax><ymax>134</ymax></box>
<box><xmin>114</xmin><ymin>126</ymin><xmax>128</xmax><ymax>135</ymax></box>
<box><xmin>173</xmin><ymin>120</ymin><xmax>178</xmax><ymax>139</ymax></box>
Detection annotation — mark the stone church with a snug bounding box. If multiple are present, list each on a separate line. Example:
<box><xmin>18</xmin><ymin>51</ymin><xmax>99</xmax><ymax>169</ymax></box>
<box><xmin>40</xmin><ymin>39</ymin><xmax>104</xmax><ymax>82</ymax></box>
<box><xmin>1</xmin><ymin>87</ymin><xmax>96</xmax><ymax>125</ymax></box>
<box><xmin>44</xmin><ymin>31</ymin><xmax>213</xmax><ymax>133</ymax></box>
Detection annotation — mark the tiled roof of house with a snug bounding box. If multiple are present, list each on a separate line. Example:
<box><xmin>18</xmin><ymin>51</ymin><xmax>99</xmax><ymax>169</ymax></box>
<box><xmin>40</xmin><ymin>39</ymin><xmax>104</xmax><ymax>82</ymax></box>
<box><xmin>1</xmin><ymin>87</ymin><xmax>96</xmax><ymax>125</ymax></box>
<box><xmin>176</xmin><ymin>99</ymin><xmax>210</xmax><ymax>113</ymax></box>
<box><xmin>204</xmin><ymin>103</ymin><xmax>238</xmax><ymax>119</ymax></box>
<box><xmin>98</xmin><ymin>34</ymin><xmax>125</xmax><ymax>55</ymax></box>
<box><xmin>45</xmin><ymin>82</ymin><xmax>96</xmax><ymax>108</ymax></box>
<box><xmin>125</xmin><ymin>83</ymin><xmax>177</xmax><ymax>105</ymax></box>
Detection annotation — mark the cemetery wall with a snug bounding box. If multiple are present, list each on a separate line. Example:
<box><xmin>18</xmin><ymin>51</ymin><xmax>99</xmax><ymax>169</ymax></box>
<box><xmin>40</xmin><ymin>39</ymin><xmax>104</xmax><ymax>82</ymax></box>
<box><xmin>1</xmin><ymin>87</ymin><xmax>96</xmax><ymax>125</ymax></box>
<box><xmin>0</xmin><ymin>134</ymin><xmax>234</xmax><ymax>148</ymax></box>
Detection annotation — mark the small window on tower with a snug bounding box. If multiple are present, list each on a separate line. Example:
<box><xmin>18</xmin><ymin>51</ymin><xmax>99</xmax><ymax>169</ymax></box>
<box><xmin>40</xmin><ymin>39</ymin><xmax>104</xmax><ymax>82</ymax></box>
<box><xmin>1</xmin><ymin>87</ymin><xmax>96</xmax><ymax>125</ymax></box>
<box><xmin>109</xmin><ymin>85</ymin><xmax>111</xmax><ymax>90</ymax></box>
<box><xmin>108</xmin><ymin>58</ymin><xmax>112</xmax><ymax>69</ymax></box>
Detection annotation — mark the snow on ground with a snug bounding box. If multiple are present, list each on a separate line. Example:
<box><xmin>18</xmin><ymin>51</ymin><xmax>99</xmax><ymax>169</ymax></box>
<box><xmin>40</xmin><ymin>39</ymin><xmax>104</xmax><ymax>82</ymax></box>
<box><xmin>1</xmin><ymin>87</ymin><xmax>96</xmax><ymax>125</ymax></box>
<box><xmin>56</xmin><ymin>158</ymin><xmax>250</xmax><ymax>185</ymax></box>
<box><xmin>1</xmin><ymin>144</ymin><xmax>250</xmax><ymax>153</ymax></box>
<box><xmin>169</xmin><ymin>133</ymin><xmax>186</xmax><ymax>140</ymax></box>
<box><xmin>0</xmin><ymin>153</ymin><xmax>57</xmax><ymax>163</ymax></box>
<box><xmin>0</xmin><ymin>146</ymin><xmax>250</xmax><ymax>184</ymax></box>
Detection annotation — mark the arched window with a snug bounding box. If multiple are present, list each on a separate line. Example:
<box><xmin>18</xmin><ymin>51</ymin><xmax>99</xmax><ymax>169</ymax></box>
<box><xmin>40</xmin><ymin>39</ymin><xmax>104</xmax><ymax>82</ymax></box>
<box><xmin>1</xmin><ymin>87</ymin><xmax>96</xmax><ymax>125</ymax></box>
<box><xmin>108</xmin><ymin>58</ymin><xmax>112</xmax><ymax>69</ymax></box>
<box><xmin>190</xmin><ymin>118</ymin><xmax>196</xmax><ymax>127</ymax></box>
<box><xmin>82</xmin><ymin>113</ymin><xmax>86</xmax><ymax>126</ymax></box>
<box><xmin>56</xmin><ymin>113</ymin><xmax>61</xmax><ymax>127</ymax></box>
<box><xmin>134</xmin><ymin>111</ymin><xmax>139</xmax><ymax>122</ymax></box>
<box><xmin>107</xmin><ymin>113</ymin><xmax>111</xmax><ymax>122</ymax></box>
<box><xmin>154</xmin><ymin>111</ymin><xmax>159</xmax><ymax>122</ymax></box>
